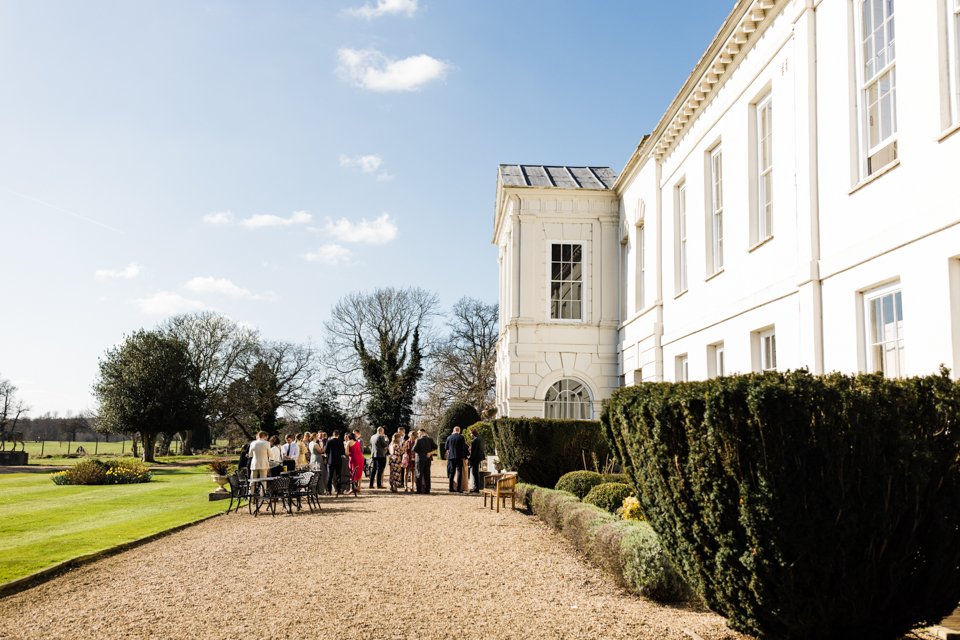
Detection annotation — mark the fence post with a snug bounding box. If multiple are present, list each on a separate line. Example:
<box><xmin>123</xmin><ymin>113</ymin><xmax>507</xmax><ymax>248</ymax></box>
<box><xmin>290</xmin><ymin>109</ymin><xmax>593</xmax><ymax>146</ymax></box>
<box><xmin>40</xmin><ymin>440</ymin><xmax>44</xmax><ymax>456</ymax></box>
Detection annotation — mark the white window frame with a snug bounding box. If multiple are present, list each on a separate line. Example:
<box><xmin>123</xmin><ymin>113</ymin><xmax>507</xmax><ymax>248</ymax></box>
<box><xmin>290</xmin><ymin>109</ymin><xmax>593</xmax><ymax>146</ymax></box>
<box><xmin>855</xmin><ymin>0</ymin><xmax>898</xmax><ymax>177</ymax></box>
<box><xmin>675</xmin><ymin>354</ymin><xmax>689</xmax><ymax>382</ymax></box>
<box><xmin>547</xmin><ymin>242</ymin><xmax>585</xmax><ymax>322</ymax></box>
<box><xmin>944</xmin><ymin>0</ymin><xmax>960</xmax><ymax>126</ymax></box>
<box><xmin>619</xmin><ymin>233</ymin><xmax>629</xmax><ymax>322</ymax></box>
<box><xmin>544</xmin><ymin>378</ymin><xmax>593</xmax><ymax>420</ymax></box>
<box><xmin>707</xmin><ymin>342</ymin><xmax>725</xmax><ymax>378</ymax></box>
<box><xmin>675</xmin><ymin>181</ymin><xmax>688</xmax><ymax>294</ymax></box>
<box><xmin>863</xmin><ymin>282</ymin><xmax>905</xmax><ymax>378</ymax></box>
<box><xmin>636</xmin><ymin>223</ymin><xmax>645</xmax><ymax>311</ymax></box>
<box><xmin>755</xmin><ymin>94</ymin><xmax>773</xmax><ymax>241</ymax></box>
<box><xmin>759</xmin><ymin>329</ymin><xmax>777</xmax><ymax>371</ymax></box>
<box><xmin>707</xmin><ymin>145</ymin><xmax>724</xmax><ymax>275</ymax></box>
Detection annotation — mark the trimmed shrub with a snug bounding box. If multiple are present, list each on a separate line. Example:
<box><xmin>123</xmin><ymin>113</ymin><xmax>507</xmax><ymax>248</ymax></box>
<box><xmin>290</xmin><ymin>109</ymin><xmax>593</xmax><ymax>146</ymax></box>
<box><xmin>603</xmin><ymin>473</ymin><xmax>630</xmax><ymax>485</ymax></box>
<box><xmin>619</xmin><ymin>521</ymin><xmax>692</xmax><ymax>602</ymax></box>
<box><xmin>492</xmin><ymin>418</ymin><xmax>609</xmax><ymax>488</ymax></box>
<box><xmin>583</xmin><ymin>482</ymin><xmax>633</xmax><ymax>513</ymax></box>
<box><xmin>51</xmin><ymin>458</ymin><xmax>152</xmax><ymax>485</ymax></box>
<box><xmin>462</xmin><ymin>421</ymin><xmax>493</xmax><ymax>453</ymax></box>
<box><xmin>555</xmin><ymin>470</ymin><xmax>603</xmax><ymax>499</ymax></box>
<box><xmin>437</xmin><ymin>402</ymin><xmax>481</xmax><ymax>458</ymax></box>
<box><xmin>602</xmin><ymin>369</ymin><xmax>960</xmax><ymax>640</ymax></box>
<box><xmin>516</xmin><ymin>483</ymin><xmax>691</xmax><ymax>603</ymax></box>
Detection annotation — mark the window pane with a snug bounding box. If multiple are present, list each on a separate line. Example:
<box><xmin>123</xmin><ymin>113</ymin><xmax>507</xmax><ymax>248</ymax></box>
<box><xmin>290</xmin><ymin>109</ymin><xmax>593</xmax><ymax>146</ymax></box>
<box><xmin>552</xmin><ymin>244</ymin><xmax>561</xmax><ymax>261</ymax></box>
<box><xmin>571</xmin><ymin>244</ymin><xmax>582</xmax><ymax>263</ymax></box>
<box><xmin>561</xmin><ymin>244</ymin><xmax>571</xmax><ymax>261</ymax></box>
<box><xmin>570</xmin><ymin>261</ymin><xmax>582</xmax><ymax>281</ymax></box>
<box><xmin>552</xmin><ymin>263</ymin><xmax>563</xmax><ymax>280</ymax></box>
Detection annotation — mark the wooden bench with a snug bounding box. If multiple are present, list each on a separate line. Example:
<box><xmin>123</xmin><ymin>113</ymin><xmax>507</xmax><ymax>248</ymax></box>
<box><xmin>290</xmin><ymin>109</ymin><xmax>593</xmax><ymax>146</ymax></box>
<box><xmin>482</xmin><ymin>472</ymin><xmax>518</xmax><ymax>513</ymax></box>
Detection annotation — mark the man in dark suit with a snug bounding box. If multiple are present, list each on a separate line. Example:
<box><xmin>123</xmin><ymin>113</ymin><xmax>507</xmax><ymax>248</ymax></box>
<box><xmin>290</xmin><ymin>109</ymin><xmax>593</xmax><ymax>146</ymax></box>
<box><xmin>468</xmin><ymin>431</ymin><xmax>485</xmax><ymax>493</ymax></box>
<box><xmin>324</xmin><ymin>431</ymin><xmax>346</xmax><ymax>494</ymax></box>
<box><xmin>445</xmin><ymin>426</ymin><xmax>469</xmax><ymax>493</ymax></box>
<box><xmin>411</xmin><ymin>428</ymin><xmax>437</xmax><ymax>494</ymax></box>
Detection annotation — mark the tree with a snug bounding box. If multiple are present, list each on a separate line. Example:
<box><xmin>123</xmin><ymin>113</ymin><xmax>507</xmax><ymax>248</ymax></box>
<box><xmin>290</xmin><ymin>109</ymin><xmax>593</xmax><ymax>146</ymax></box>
<box><xmin>220</xmin><ymin>340</ymin><xmax>318</xmax><ymax>439</ymax></box>
<box><xmin>325</xmin><ymin>287</ymin><xmax>438</xmax><ymax>436</ymax></box>
<box><xmin>93</xmin><ymin>330</ymin><xmax>205</xmax><ymax>462</ymax></box>
<box><xmin>420</xmin><ymin>297</ymin><xmax>498</xmax><ymax>423</ymax></box>
<box><xmin>0</xmin><ymin>375</ymin><xmax>28</xmax><ymax>437</ymax></box>
<box><xmin>161</xmin><ymin>312</ymin><xmax>259</xmax><ymax>452</ymax></box>
<box><xmin>302</xmin><ymin>382</ymin><xmax>349</xmax><ymax>435</ymax></box>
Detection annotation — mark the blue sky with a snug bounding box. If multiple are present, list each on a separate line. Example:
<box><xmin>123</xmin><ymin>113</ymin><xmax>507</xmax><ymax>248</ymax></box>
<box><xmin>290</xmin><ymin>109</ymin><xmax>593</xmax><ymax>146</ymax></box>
<box><xmin>0</xmin><ymin>0</ymin><xmax>734</xmax><ymax>414</ymax></box>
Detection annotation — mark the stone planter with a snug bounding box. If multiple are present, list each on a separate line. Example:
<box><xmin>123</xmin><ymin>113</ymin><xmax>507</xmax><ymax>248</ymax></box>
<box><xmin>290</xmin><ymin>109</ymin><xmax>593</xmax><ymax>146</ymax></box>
<box><xmin>211</xmin><ymin>474</ymin><xmax>229</xmax><ymax>493</ymax></box>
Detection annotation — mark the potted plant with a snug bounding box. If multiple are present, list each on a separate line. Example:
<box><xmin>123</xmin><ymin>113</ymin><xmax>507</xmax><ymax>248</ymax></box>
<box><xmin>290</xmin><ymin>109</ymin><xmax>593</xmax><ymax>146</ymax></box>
<box><xmin>208</xmin><ymin>458</ymin><xmax>233</xmax><ymax>493</ymax></box>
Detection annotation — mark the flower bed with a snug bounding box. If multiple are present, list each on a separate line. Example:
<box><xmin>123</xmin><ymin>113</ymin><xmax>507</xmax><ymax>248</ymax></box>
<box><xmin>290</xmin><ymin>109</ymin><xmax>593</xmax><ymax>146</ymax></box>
<box><xmin>52</xmin><ymin>458</ymin><xmax>152</xmax><ymax>485</ymax></box>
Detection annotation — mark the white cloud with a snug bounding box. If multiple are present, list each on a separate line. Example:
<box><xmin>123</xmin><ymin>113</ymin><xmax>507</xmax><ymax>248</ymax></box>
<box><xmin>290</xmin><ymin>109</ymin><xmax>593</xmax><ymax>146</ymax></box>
<box><xmin>240</xmin><ymin>211</ymin><xmax>312</xmax><ymax>229</ymax></box>
<box><xmin>184</xmin><ymin>276</ymin><xmax>257</xmax><ymax>300</ymax></box>
<box><xmin>345</xmin><ymin>0</ymin><xmax>418</xmax><ymax>19</ymax></box>
<box><xmin>137</xmin><ymin>291</ymin><xmax>210</xmax><ymax>316</ymax></box>
<box><xmin>95</xmin><ymin>263</ymin><xmax>140</xmax><ymax>280</ymax></box>
<box><xmin>323</xmin><ymin>213</ymin><xmax>398</xmax><ymax>245</ymax></box>
<box><xmin>339</xmin><ymin>154</ymin><xmax>383</xmax><ymax>173</ymax></box>
<box><xmin>305</xmin><ymin>244</ymin><xmax>353</xmax><ymax>265</ymax></box>
<box><xmin>336</xmin><ymin>48</ymin><xmax>449</xmax><ymax>92</ymax></box>
<box><xmin>203</xmin><ymin>211</ymin><xmax>234</xmax><ymax>225</ymax></box>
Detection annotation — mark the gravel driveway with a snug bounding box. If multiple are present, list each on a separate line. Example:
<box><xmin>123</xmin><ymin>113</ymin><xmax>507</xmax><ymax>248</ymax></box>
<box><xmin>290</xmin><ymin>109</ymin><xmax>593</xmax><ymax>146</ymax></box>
<box><xmin>0</xmin><ymin>466</ymin><xmax>745</xmax><ymax>640</ymax></box>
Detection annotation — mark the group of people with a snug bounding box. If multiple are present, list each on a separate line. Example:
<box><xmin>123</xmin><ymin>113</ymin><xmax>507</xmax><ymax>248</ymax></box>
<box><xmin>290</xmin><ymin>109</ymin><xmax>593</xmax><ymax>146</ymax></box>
<box><xmin>443</xmin><ymin>426</ymin><xmax>485</xmax><ymax>494</ymax></box>
<box><xmin>242</xmin><ymin>426</ymin><xmax>476</xmax><ymax>496</ymax></box>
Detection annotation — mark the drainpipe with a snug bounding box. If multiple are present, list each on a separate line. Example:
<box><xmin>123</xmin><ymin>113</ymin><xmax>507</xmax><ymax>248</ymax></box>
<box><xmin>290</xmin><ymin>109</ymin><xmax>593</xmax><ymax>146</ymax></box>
<box><xmin>806</xmin><ymin>0</ymin><xmax>825</xmax><ymax>374</ymax></box>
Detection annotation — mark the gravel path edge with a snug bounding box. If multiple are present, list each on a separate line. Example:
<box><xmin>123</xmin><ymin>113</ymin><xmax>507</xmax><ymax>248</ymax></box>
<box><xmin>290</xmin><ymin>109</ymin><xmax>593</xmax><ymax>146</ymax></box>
<box><xmin>0</xmin><ymin>511</ymin><xmax>225</xmax><ymax>600</ymax></box>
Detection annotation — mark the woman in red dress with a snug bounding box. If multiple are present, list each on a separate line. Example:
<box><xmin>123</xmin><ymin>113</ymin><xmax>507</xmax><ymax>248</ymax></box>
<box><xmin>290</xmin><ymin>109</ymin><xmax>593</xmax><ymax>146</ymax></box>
<box><xmin>346</xmin><ymin>432</ymin><xmax>364</xmax><ymax>495</ymax></box>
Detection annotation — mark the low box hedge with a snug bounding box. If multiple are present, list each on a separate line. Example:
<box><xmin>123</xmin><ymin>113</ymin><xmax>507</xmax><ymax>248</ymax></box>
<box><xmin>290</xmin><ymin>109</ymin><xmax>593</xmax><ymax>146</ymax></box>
<box><xmin>491</xmin><ymin>418</ymin><xmax>610</xmax><ymax>488</ymax></box>
<box><xmin>516</xmin><ymin>482</ymin><xmax>691</xmax><ymax>603</ymax></box>
<box><xmin>603</xmin><ymin>369</ymin><xmax>960</xmax><ymax>640</ymax></box>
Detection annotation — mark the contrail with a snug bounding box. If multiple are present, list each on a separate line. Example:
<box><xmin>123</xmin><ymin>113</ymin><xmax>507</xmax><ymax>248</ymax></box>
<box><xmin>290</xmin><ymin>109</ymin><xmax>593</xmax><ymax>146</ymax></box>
<box><xmin>0</xmin><ymin>184</ymin><xmax>124</xmax><ymax>234</ymax></box>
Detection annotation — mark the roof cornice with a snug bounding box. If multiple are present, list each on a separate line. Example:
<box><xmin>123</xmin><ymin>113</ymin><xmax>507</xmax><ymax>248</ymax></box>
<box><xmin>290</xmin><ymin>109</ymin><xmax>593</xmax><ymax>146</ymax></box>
<box><xmin>615</xmin><ymin>0</ymin><xmax>782</xmax><ymax>190</ymax></box>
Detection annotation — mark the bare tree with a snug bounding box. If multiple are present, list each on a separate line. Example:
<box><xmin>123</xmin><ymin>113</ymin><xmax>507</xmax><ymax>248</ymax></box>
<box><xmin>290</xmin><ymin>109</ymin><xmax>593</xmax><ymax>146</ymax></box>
<box><xmin>324</xmin><ymin>287</ymin><xmax>439</xmax><ymax>434</ymax></box>
<box><xmin>221</xmin><ymin>340</ymin><xmax>319</xmax><ymax>438</ymax></box>
<box><xmin>0</xmin><ymin>375</ymin><xmax>28</xmax><ymax>436</ymax></box>
<box><xmin>161</xmin><ymin>312</ymin><xmax>259</xmax><ymax>450</ymax></box>
<box><xmin>420</xmin><ymin>297</ymin><xmax>498</xmax><ymax>421</ymax></box>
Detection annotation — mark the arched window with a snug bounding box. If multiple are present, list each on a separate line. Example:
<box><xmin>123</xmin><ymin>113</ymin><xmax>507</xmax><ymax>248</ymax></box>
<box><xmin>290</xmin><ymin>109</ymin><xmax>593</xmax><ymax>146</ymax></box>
<box><xmin>544</xmin><ymin>379</ymin><xmax>593</xmax><ymax>420</ymax></box>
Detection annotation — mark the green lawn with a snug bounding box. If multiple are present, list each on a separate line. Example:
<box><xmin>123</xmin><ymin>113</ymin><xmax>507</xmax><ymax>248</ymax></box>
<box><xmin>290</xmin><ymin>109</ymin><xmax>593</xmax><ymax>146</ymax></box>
<box><xmin>0</xmin><ymin>467</ymin><xmax>225</xmax><ymax>585</ymax></box>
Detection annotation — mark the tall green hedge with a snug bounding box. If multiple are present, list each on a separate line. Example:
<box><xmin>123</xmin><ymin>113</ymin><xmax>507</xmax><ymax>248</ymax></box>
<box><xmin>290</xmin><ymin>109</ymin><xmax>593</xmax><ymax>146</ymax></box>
<box><xmin>491</xmin><ymin>417</ymin><xmax>609</xmax><ymax>488</ymax></box>
<box><xmin>602</xmin><ymin>370</ymin><xmax>960</xmax><ymax>640</ymax></box>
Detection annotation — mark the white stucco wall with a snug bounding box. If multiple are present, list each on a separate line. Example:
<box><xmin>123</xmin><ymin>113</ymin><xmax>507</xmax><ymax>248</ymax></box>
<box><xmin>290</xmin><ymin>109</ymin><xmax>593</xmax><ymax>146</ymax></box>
<box><xmin>495</xmin><ymin>0</ymin><xmax>960</xmax><ymax>411</ymax></box>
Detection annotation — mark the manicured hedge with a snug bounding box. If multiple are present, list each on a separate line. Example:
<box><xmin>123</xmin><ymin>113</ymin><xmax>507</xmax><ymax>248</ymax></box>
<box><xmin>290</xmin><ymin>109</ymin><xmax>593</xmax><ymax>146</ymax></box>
<box><xmin>515</xmin><ymin>483</ymin><xmax>691</xmax><ymax>603</ymax></box>
<box><xmin>583</xmin><ymin>482</ymin><xmax>633</xmax><ymax>513</ymax></box>
<box><xmin>602</xmin><ymin>370</ymin><xmax>960</xmax><ymax>640</ymax></box>
<box><xmin>437</xmin><ymin>402</ymin><xmax>481</xmax><ymax>458</ymax></box>
<box><xmin>491</xmin><ymin>418</ymin><xmax>609</xmax><ymax>488</ymax></box>
<box><xmin>555</xmin><ymin>470</ymin><xmax>603</xmax><ymax>499</ymax></box>
<box><xmin>463</xmin><ymin>421</ymin><xmax>493</xmax><ymax>452</ymax></box>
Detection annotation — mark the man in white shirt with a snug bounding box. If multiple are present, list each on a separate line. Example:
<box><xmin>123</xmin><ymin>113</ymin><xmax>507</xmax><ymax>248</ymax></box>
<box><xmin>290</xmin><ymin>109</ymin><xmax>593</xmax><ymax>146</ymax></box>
<box><xmin>281</xmin><ymin>434</ymin><xmax>299</xmax><ymax>472</ymax></box>
<box><xmin>248</xmin><ymin>431</ymin><xmax>271</xmax><ymax>479</ymax></box>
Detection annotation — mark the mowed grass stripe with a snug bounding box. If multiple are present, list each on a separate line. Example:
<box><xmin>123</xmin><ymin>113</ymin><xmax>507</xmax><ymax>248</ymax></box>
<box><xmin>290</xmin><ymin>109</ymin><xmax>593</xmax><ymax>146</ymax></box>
<box><xmin>0</xmin><ymin>469</ymin><xmax>223</xmax><ymax>585</ymax></box>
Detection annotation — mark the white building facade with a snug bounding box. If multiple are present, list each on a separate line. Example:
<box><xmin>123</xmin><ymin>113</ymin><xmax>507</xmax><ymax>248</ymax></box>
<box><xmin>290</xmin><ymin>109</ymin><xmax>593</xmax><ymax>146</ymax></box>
<box><xmin>494</xmin><ymin>0</ymin><xmax>960</xmax><ymax>419</ymax></box>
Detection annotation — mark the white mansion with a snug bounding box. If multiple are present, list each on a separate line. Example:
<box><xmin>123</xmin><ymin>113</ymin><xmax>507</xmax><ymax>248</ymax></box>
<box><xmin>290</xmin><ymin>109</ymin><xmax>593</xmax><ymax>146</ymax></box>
<box><xmin>493</xmin><ymin>0</ymin><xmax>960</xmax><ymax>420</ymax></box>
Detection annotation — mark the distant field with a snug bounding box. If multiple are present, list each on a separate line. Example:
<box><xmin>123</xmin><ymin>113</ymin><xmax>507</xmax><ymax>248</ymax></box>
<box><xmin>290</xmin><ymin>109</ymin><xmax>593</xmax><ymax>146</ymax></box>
<box><xmin>0</xmin><ymin>467</ymin><xmax>224</xmax><ymax>585</ymax></box>
<box><xmin>16</xmin><ymin>440</ymin><xmax>233</xmax><ymax>464</ymax></box>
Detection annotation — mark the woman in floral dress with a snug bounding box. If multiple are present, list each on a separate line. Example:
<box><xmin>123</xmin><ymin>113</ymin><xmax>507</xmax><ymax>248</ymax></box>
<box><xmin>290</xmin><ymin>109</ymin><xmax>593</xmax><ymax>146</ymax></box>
<box><xmin>388</xmin><ymin>432</ymin><xmax>404</xmax><ymax>492</ymax></box>
<box><xmin>400</xmin><ymin>431</ymin><xmax>417</xmax><ymax>492</ymax></box>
